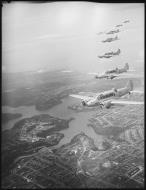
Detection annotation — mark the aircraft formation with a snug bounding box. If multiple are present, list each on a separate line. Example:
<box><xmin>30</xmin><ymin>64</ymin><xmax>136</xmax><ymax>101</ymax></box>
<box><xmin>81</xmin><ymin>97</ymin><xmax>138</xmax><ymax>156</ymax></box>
<box><xmin>69</xmin><ymin>19</ymin><xmax>144</xmax><ymax>109</ymax></box>
<box><xmin>98</xmin><ymin>19</ymin><xmax>130</xmax><ymax>59</ymax></box>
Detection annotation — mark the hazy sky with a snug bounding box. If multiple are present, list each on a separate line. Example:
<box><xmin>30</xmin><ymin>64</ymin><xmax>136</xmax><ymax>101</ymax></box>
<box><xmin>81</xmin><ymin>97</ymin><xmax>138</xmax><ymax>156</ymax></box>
<box><xmin>2</xmin><ymin>2</ymin><xmax>144</xmax><ymax>73</ymax></box>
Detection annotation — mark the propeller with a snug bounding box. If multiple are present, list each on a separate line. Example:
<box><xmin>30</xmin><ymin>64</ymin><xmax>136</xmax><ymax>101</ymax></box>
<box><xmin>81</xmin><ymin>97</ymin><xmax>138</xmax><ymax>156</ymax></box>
<box><xmin>100</xmin><ymin>101</ymin><xmax>112</xmax><ymax>109</ymax></box>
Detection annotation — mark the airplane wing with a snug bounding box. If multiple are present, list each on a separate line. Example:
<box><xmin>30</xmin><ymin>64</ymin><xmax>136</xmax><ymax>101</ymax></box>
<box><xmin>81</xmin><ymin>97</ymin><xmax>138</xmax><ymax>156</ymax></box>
<box><xmin>88</xmin><ymin>72</ymin><xmax>98</xmax><ymax>75</ymax></box>
<box><xmin>131</xmin><ymin>90</ymin><xmax>144</xmax><ymax>94</ymax></box>
<box><xmin>111</xmin><ymin>100</ymin><xmax>144</xmax><ymax>105</ymax></box>
<box><xmin>88</xmin><ymin>72</ymin><xmax>105</xmax><ymax>76</ymax></box>
<box><xmin>69</xmin><ymin>94</ymin><xmax>92</xmax><ymax>101</ymax></box>
<box><xmin>88</xmin><ymin>72</ymin><xmax>105</xmax><ymax>75</ymax></box>
<box><xmin>116</xmin><ymin>73</ymin><xmax>144</xmax><ymax>79</ymax></box>
<box><xmin>128</xmin><ymin>70</ymin><xmax>136</xmax><ymax>72</ymax></box>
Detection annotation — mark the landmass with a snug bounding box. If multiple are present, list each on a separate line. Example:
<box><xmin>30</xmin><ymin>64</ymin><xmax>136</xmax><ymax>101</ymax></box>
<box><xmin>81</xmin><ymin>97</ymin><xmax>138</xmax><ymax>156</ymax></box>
<box><xmin>2</xmin><ymin>98</ymin><xmax>144</xmax><ymax>188</ymax></box>
<box><xmin>2</xmin><ymin>114</ymin><xmax>73</xmax><ymax>178</ymax></box>
<box><xmin>2</xmin><ymin>129</ymin><xmax>144</xmax><ymax>188</ymax></box>
<box><xmin>2</xmin><ymin>71</ymin><xmax>84</xmax><ymax>111</ymax></box>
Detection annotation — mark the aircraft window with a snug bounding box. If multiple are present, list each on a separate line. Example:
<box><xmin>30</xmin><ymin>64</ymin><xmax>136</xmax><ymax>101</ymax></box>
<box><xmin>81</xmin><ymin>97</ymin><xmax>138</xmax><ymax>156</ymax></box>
<box><xmin>105</xmin><ymin>94</ymin><xmax>108</xmax><ymax>98</ymax></box>
<box><xmin>111</xmin><ymin>93</ymin><xmax>114</xmax><ymax>96</ymax></box>
<box><xmin>105</xmin><ymin>93</ymin><xmax>113</xmax><ymax>98</ymax></box>
<box><xmin>110</xmin><ymin>93</ymin><xmax>114</xmax><ymax>97</ymax></box>
<box><xmin>107</xmin><ymin>94</ymin><xmax>110</xmax><ymax>98</ymax></box>
<box><xmin>101</xmin><ymin>93</ymin><xmax>114</xmax><ymax>99</ymax></box>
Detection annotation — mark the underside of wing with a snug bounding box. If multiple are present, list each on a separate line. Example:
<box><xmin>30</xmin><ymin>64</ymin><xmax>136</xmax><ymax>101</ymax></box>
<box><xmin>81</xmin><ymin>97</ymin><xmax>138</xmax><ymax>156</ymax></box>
<box><xmin>131</xmin><ymin>90</ymin><xmax>144</xmax><ymax>94</ymax></box>
<box><xmin>88</xmin><ymin>72</ymin><xmax>98</xmax><ymax>75</ymax></box>
<box><xmin>128</xmin><ymin>70</ymin><xmax>136</xmax><ymax>72</ymax></box>
<box><xmin>117</xmin><ymin>73</ymin><xmax>144</xmax><ymax>79</ymax></box>
<box><xmin>69</xmin><ymin>94</ymin><xmax>92</xmax><ymax>101</ymax></box>
<box><xmin>111</xmin><ymin>100</ymin><xmax>144</xmax><ymax>105</ymax></box>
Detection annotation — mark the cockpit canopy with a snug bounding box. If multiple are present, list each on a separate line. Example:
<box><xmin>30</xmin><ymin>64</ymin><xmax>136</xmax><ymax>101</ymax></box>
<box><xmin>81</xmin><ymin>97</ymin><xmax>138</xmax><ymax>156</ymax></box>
<box><xmin>97</xmin><ymin>94</ymin><xmax>104</xmax><ymax>99</ymax></box>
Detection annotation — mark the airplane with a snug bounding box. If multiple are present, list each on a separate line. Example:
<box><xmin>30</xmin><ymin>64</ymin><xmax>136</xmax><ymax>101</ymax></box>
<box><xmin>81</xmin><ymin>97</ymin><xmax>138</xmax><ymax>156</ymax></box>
<box><xmin>98</xmin><ymin>49</ymin><xmax>121</xmax><ymax>58</ymax></box>
<box><xmin>97</xmin><ymin>32</ymin><xmax>104</xmax><ymax>35</ymax></box>
<box><xmin>106</xmin><ymin>29</ymin><xmax>120</xmax><ymax>34</ymax></box>
<box><xmin>115</xmin><ymin>24</ymin><xmax>123</xmax><ymax>27</ymax></box>
<box><xmin>98</xmin><ymin>55</ymin><xmax>112</xmax><ymax>59</ymax></box>
<box><xmin>105</xmin><ymin>63</ymin><xmax>129</xmax><ymax>74</ymax></box>
<box><xmin>88</xmin><ymin>72</ymin><xmax>118</xmax><ymax>80</ymax></box>
<box><xmin>123</xmin><ymin>20</ymin><xmax>130</xmax><ymax>23</ymax></box>
<box><xmin>105</xmin><ymin>49</ymin><xmax>121</xmax><ymax>56</ymax></box>
<box><xmin>95</xmin><ymin>74</ymin><xmax>117</xmax><ymax>80</ymax></box>
<box><xmin>69</xmin><ymin>80</ymin><xmax>144</xmax><ymax>108</ymax></box>
<box><xmin>89</xmin><ymin>63</ymin><xmax>136</xmax><ymax>80</ymax></box>
<box><xmin>102</xmin><ymin>35</ymin><xmax>119</xmax><ymax>43</ymax></box>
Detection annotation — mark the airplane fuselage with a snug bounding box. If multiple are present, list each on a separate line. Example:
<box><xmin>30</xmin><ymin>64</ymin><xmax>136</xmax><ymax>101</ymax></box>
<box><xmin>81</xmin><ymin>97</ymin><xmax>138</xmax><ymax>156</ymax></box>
<box><xmin>116</xmin><ymin>24</ymin><xmax>123</xmax><ymax>27</ymax></box>
<box><xmin>116</xmin><ymin>68</ymin><xmax>127</xmax><ymax>74</ymax></box>
<box><xmin>95</xmin><ymin>75</ymin><xmax>117</xmax><ymax>80</ymax></box>
<box><xmin>123</xmin><ymin>20</ymin><xmax>130</xmax><ymax>23</ymax></box>
<box><xmin>102</xmin><ymin>36</ymin><xmax>118</xmax><ymax>43</ymax></box>
<box><xmin>105</xmin><ymin>69</ymin><xmax>117</xmax><ymax>74</ymax></box>
<box><xmin>103</xmin><ymin>49</ymin><xmax>120</xmax><ymax>56</ymax></box>
<box><xmin>106</xmin><ymin>29</ymin><xmax>120</xmax><ymax>34</ymax></box>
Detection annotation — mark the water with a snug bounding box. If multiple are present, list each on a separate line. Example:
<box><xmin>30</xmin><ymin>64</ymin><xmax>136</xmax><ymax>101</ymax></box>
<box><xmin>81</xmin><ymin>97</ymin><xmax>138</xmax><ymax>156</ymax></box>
<box><xmin>2</xmin><ymin>96</ymin><xmax>103</xmax><ymax>146</ymax></box>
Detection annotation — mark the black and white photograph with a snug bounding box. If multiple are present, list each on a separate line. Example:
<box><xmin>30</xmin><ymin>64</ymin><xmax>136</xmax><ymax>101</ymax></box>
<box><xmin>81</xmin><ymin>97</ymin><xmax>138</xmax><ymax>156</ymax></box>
<box><xmin>2</xmin><ymin>1</ymin><xmax>144</xmax><ymax>189</ymax></box>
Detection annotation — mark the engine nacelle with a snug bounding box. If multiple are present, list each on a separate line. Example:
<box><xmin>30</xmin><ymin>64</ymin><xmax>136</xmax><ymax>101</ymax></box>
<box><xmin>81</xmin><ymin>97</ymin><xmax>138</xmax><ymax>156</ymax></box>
<box><xmin>82</xmin><ymin>100</ymin><xmax>86</xmax><ymax>106</ymax></box>
<box><xmin>104</xmin><ymin>101</ymin><xmax>112</xmax><ymax>108</ymax></box>
<box><xmin>112</xmin><ymin>88</ymin><xmax>117</xmax><ymax>93</ymax></box>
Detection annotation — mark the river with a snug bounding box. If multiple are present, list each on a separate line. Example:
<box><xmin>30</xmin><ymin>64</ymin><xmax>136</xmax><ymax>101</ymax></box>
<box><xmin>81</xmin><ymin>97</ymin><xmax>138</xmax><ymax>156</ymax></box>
<box><xmin>2</xmin><ymin>96</ymin><xmax>103</xmax><ymax>147</ymax></box>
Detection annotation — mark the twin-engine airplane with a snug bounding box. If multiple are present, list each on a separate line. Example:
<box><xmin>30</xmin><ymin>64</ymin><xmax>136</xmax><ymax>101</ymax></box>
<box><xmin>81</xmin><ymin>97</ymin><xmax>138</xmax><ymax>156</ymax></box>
<box><xmin>105</xmin><ymin>49</ymin><xmax>121</xmax><ymax>56</ymax></box>
<box><xmin>88</xmin><ymin>72</ymin><xmax>118</xmax><ymax>80</ymax></box>
<box><xmin>115</xmin><ymin>24</ymin><xmax>123</xmax><ymax>27</ymax></box>
<box><xmin>106</xmin><ymin>29</ymin><xmax>120</xmax><ymax>35</ymax></box>
<box><xmin>102</xmin><ymin>35</ymin><xmax>119</xmax><ymax>43</ymax></box>
<box><xmin>123</xmin><ymin>20</ymin><xmax>130</xmax><ymax>23</ymax></box>
<box><xmin>105</xmin><ymin>63</ymin><xmax>130</xmax><ymax>74</ymax></box>
<box><xmin>89</xmin><ymin>63</ymin><xmax>135</xmax><ymax>80</ymax></box>
<box><xmin>95</xmin><ymin>73</ymin><xmax>117</xmax><ymax>80</ymax></box>
<box><xmin>98</xmin><ymin>49</ymin><xmax>121</xmax><ymax>58</ymax></box>
<box><xmin>70</xmin><ymin>80</ymin><xmax>144</xmax><ymax>108</ymax></box>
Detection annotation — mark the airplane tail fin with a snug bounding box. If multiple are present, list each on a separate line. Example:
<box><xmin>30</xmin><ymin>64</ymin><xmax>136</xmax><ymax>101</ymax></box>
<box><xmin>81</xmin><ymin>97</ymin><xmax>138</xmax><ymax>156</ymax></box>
<box><xmin>126</xmin><ymin>80</ymin><xmax>133</xmax><ymax>91</ymax></box>
<box><xmin>124</xmin><ymin>63</ymin><xmax>129</xmax><ymax>70</ymax></box>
